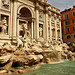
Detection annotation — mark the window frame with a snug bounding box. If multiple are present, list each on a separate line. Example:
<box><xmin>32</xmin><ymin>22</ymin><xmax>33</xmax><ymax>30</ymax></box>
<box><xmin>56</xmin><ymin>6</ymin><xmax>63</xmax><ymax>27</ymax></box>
<box><xmin>67</xmin><ymin>27</ymin><xmax>70</xmax><ymax>32</ymax></box>
<box><xmin>67</xmin><ymin>35</ymin><xmax>71</xmax><ymax>39</ymax></box>
<box><xmin>66</xmin><ymin>21</ymin><xmax>69</xmax><ymax>25</ymax></box>
<box><xmin>73</xmin><ymin>12</ymin><xmax>75</xmax><ymax>16</ymax></box>
<box><xmin>74</xmin><ymin>35</ymin><xmax>75</xmax><ymax>38</ymax></box>
<box><xmin>73</xmin><ymin>26</ymin><xmax>75</xmax><ymax>31</ymax></box>
<box><xmin>66</xmin><ymin>14</ymin><xmax>68</xmax><ymax>19</ymax></box>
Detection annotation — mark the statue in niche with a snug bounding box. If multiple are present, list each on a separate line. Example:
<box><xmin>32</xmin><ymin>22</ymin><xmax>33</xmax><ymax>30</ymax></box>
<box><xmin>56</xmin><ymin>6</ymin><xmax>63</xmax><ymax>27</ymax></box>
<box><xmin>2</xmin><ymin>0</ymin><xmax>9</xmax><ymax>9</ymax></box>
<box><xmin>2</xmin><ymin>17</ymin><xmax>8</xmax><ymax>34</ymax></box>
<box><xmin>39</xmin><ymin>26</ymin><xmax>43</xmax><ymax>37</ymax></box>
<box><xmin>22</xmin><ymin>23</ymin><xmax>27</xmax><ymax>38</ymax></box>
<box><xmin>20</xmin><ymin>23</ymin><xmax>28</xmax><ymax>38</ymax></box>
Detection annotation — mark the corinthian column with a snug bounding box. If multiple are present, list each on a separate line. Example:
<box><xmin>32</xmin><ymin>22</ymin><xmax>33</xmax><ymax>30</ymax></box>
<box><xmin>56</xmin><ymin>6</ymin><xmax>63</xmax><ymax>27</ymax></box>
<box><xmin>31</xmin><ymin>21</ymin><xmax>34</xmax><ymax>39</ymax></box>
<box><xmin>9</xmin><ymin>0</ymin><xmax>13</xmax><ymax>38</ymax></box>
<box><xmin>55</xmin><ymin>15</ymin><xmax>57</xmax><ymax>41</ymax></box>
<box><xmin>59</xmin><ymin>17</ymin><xmax>62</xmax><ymax>40</ymax></box>
<box><xmin>12</xmin><ymin>0</ymin><xmax>17</xmax><ymax>38</ymax></box>
<box><xmin>49</xmin><ymin>13</ymin><xmax>52</xmax><ymax>41</ymax></box>
<box><xmin>0</xmin><ymin>0</ymin><xmax>1</xmax><ymax>22</ymax></box>
<box><xmin>35</xmin><ymin>2</ymin><xmax>39</xmax><ymax>40</ymax></box>
<box><xmin>44</xmin><ymin>8</ymin><xmax>48</xmax><ymax>41</ymax></box>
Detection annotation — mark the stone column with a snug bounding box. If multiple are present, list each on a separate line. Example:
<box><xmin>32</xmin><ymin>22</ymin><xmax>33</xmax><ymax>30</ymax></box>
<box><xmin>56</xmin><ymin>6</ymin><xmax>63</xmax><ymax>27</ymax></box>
<box><xmin>12</xmin><ymin>0</ymin><xmax>17</xmax><ymax>38</ymax></box>
<box><xmin>44</xmin><ymin>9</ymin><xmax>48</xmax><ymax>41</ymax></box>
<box><xmin>9</xmin><ymin>1</ymin><xmax>13</xmax><ymax>38</ymax></box>
<box><xmin>35</xmin><ymin>3</ymin><xmax>39</xmax><ymax>39</ymax></box>
<box><xmin>16</xmin><ymin>18</ymin><xmax>19</xmax><ymax>37</ymax></box>
<box><xmin>0</xmin><ymin>0</ymin><xmax>1</xmax><ymax>9</ymax></box>
<box><xmin>31</xmin><ymin>21</ymin><xmax>34</xmax><ymax>39</ymax></box>
<box><xmin>55</xmin><ymin>16</ymin><xmax>57</xmax><ymax>41</ymax></box>
<box><xmin>59</xmin><ymin>18</ymin><xmax>62</xmax><ymax>40</ymax></box>
<box><xmin>50</xmin><ymin>15</ymin><xmax>52</xmax><ymax>41</ymax></box>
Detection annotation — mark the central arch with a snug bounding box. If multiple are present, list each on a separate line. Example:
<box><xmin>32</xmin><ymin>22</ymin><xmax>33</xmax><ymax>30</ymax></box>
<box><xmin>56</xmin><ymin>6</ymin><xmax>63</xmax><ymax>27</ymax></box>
<box><xmin>19</xmin><ymin>7</ymin><xmax>32</xmax><ymax>18</ymax></box>
<box><xmin>17</xmin><ymin>5</ymin><xmax>34</xmax><ymax>38</ymax></box>
<box><xmin>17</xmin><ymin>5</ymin><xmax>34</xmax><ymax>17</ymax></box>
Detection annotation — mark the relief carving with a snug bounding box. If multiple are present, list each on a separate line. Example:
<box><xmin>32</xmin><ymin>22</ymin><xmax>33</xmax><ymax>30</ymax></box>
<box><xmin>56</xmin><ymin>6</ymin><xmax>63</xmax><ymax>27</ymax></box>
<box><xmin>2</xmin><ymin>0</ymin><xmax>9</xmax><ymax>9</ymax></box>
<box><xmin>39</xmin><ymin>11</ymin><xmax>43</xmax><ymax>20</ymax></box>
<box><xmin>19</xmin><ymin>23</ymin><xmax>31</xmax><ymax>38</ymax></box>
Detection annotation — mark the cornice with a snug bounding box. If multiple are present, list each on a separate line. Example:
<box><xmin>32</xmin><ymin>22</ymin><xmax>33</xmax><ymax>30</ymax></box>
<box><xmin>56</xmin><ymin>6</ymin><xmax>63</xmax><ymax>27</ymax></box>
<box><xmin>48</xmin><ymin>9</ymin><xmax>60</xmax><ymax>15</ymax></box>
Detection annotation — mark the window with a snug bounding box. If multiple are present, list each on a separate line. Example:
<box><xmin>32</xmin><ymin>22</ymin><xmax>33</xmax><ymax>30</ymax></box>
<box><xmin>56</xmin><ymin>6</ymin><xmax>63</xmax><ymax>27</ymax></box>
<box><xmin>72</xmin><ymin>19</ymin><xmax>75</xmax><ymax>24</ymax></box>
<box><xmin>67</xmin><ymin>28</ymin><xmax>70</xmax><ymax>32</ymax></box>
<box><xmin>62</xmin><ymin>29</ymin><xmax>63</xmax><ymax>33</ymax></box>
<box><xmin>73</xmin><ymin>12</ymin><xmax>75</xmax><ymax>16</ymax></box>
<box><xmin>61</xmin><ymin>23</ymin><xmax>63</xmax><ymax>26</ymax></box>
<box><xmin>74</xmin><ymin>35</ymin><xmax>75</xmax><ymax>38</ymax></box>
<box><xmin>73</xmin><ymin>26</ymin><xmax>75</xmax><ymax>31</ymax></box>
<box><xmin>66</xmin><ymin>14</ymin><xmax>68</xmax><ymax>19</ymax></box>
<box><xmin>66</xmin><ymin>21</ymin><xmax>69</xmax><ymax>25</ymax></box>
<box><xmin>67</xmin><ymin>35</ymin><xmax>71</xmax><ymax>39</ymax></box>
<box><xmin>62</xmin><ymin>36</ymin><xmax>63</xmax><ymax>39</ymax></box>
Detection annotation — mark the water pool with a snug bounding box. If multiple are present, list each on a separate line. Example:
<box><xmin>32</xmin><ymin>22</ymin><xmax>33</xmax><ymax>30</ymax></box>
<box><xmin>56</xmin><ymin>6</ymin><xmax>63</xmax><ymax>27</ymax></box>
<box><xmin>13</xmin><ymin>61</ymin><xmax>75</xmax><ymax>75</ymax></box>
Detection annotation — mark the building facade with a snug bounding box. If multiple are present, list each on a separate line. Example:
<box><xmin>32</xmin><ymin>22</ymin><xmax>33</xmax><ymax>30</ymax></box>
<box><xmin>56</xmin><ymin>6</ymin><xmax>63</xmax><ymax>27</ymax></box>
<box><xmin>0</xmin><ymin>0</ymin><xmax>62</xmax><ymax>44</ymax></box>
<box><xmin>61</xmin><ymin>6</ymin><xmax>75</xmax><ymax>43</ymax></box>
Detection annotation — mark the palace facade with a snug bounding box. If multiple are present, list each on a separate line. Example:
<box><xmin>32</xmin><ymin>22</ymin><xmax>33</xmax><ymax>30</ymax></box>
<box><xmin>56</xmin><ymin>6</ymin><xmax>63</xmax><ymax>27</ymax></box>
<box><xmin>61</xmin><ymin>6</ymin><xmax>75</xmax><ymax>43</ymax></box>
<box><xmin>0</xmin><ymin>0</ymin><xmax>62</xmax><ymax>44</ymax></box>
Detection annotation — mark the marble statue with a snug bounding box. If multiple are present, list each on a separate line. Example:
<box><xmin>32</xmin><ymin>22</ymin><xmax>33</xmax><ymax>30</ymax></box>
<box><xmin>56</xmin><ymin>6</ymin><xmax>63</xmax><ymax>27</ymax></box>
<box><xmin>16</xmin><ymin>37</ymin><xmax>23</xmax><ymax>48</ymax></box>
<box><xmin>39</xmin><ymin>27</ymin><xmax>43</xmax><ymax>37</ymax></box>
<box><xmin>22</xmin><ymin>23</ymin><xmax>27</xmax><ymax>30</ymax></box>
<box><xmin>2</xmin><ymin>17</ymin><xmax>8</xmax><ymax>34</ymax></box>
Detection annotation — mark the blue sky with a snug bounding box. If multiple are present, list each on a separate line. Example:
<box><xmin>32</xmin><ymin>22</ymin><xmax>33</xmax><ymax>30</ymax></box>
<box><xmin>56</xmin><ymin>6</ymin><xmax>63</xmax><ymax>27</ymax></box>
<box><xmin>48</xmin><ymin>0</ymin><xmax>75</xmax><ymax>11</ymax></box>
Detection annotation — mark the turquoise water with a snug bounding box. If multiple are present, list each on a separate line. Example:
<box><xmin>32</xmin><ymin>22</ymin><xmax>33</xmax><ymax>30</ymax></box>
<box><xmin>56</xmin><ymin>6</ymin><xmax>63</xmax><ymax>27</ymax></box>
<box><xmin>14</xmin><ymin>61</ymin><xmax>75</xmax><ymax>75</ymax></box>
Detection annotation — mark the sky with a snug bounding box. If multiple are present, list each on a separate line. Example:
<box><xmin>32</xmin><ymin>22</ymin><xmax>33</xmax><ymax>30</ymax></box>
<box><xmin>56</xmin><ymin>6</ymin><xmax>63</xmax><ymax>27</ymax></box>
<box><xmin>48</xmin><ymin>0</ymin><xmax>75</xmax><ymax>11</ymax></box>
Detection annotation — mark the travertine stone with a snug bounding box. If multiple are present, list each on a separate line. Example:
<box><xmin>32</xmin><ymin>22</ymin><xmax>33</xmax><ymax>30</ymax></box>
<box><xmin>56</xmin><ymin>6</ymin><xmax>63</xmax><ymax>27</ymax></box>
<box><xmin>0</xmin><ymin>0</ymin><xmax>62</xmax><ymax>44</ymax></box>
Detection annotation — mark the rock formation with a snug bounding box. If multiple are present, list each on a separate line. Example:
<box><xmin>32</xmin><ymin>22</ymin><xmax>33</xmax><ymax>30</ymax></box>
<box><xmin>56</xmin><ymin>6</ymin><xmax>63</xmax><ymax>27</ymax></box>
<box><xmin>0</xmin><ymin>37</ymin><xmax>75</xmax><ymax>74</ymax></box>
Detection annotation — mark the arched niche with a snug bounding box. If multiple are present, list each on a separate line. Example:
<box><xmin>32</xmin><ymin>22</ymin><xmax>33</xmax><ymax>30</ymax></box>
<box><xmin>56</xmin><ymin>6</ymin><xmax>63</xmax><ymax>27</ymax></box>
<box><xmin>17</xmin><ymin>5</ymin><xmax>34</xmax><ymax>38</ymax></box>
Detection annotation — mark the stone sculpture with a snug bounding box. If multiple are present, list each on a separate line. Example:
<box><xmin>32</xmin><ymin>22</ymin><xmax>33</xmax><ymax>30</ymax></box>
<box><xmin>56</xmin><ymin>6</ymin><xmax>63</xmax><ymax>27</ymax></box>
<box><xmin>2</xmin><ymin>17</ymin><xmax>8</xmax><ymax>34</ymax></box>
<box><xmin>2</xmin><ymin>0</ymin><xmax>9</xmax><ymax>9</ymax></box>
<box><xmin>16</xmin><ymin>37</ymin><xmax>23</xmax><ymax>48</ymax></box>
<box><xmin>39</xmin><ymin>27</ymin><xmax>43</xmax><ymax>37</ymax></box>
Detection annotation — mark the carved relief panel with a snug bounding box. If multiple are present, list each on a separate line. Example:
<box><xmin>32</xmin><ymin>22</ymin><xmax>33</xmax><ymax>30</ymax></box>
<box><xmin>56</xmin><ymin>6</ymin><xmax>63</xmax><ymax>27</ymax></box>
<box><xmin>57</xmin><ymin>19</ymin><xmax>60</xmax><ymax>28</ymax></box>
<box><xmin>1</xmin><ymin>0</ymin><xmax>10</xmax><ymax>9</ymax></box>
<box><xmin>39</xmin><ymin>10</ymin><xmax>44</xmax><ymax>21</ymax></box>
<box><xmin>51</xmin><ymin>16</ymin><xmax>55</xmax><ymax>27</ymax></box>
